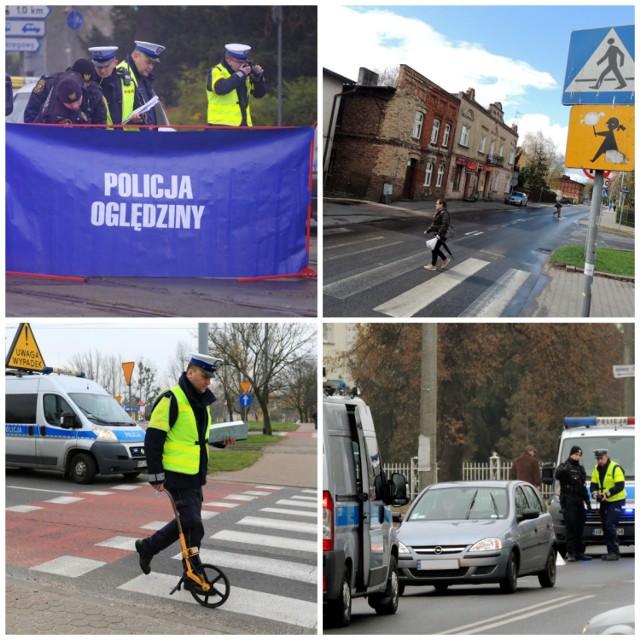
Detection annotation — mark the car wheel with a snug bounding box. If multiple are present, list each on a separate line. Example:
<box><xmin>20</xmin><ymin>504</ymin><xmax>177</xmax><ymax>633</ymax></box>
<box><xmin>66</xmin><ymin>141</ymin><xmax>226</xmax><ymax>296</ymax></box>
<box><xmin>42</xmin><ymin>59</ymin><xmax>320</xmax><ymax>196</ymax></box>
<box><xmin>369</xmin><ymin>555</ymin><xmax>399</xmax><ymax>615</ymax></box>
<box><xmin>69</xmin><ymin>452</ymin><xmax>97</xmax><ymax>484</ymax></box>
<box><xmin>537</xmin><ymin>548</ymin><xmax>557</xmax><ymax>588</ymax></box>
<box><xmin>325</xmin><ymin>567</ymin><xmax>351</xmax><ymax>627</ymax></box>
<box><xmin>499</xmin><ymin>552</ymin><xmax>518</xmax><ymax>594</ymax></box>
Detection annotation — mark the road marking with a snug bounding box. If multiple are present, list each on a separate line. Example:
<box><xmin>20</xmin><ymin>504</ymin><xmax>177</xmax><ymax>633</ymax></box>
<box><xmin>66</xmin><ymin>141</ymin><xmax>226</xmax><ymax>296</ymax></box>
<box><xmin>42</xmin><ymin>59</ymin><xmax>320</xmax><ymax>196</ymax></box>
<box><xmin>32</xmin><ymin>555</ymin><xmax>106</xmax><ymax>577</ymax></box>
<box><xmin>237</xmin><ymin>516</ymin><xmax>317</xmax><ymax>534</ymax></box>
<box><xmin>261</xmin><ymin>507</ymin><xmax>317</xmax><ymax>518</ymax></box>
<box><xmin>325</xmin><ymin>235</ymin><xmax>385</xmax><ymax>250</ymax></box>
<box><xmin>6</xmin><ymin>504</ymin><xmax>44</xmax><ymax>513</ymax></box>
<box><xmin>211</xmin><ymin>530</ymin><xmax>316</xmax><ymax>553</ymax></box>
<box><xmin>243</xmin><ymin>491</ymin><xmax>273</xmax><ymax>496</ymax></box>
<box><xmin>439</xmin><ymin>593</ymin><xmax>594</xmax><ymax>634</ymax></box>
<box><xmin>119</xmin><ymin>573</ymin><xmax>317</xmax><ymax>629</ymax></box>
<box><xmin>255</xmin><ymin>485</ymin><xmax>283</xmax><ymax>490</ymax></box>
<box><xmin>459</xmin><ymin>268</ymin><xmax>530</xmax><ymax>317</ymax></box>
<box><xmin>7</xmin><ymin>485</ymin><xmax>73</xmax><ymax>494</ymax></box>
<box><xmin>324</xmin><ymin>251</ymin><xmax>427</xmax><ymax>299</ymax></box>
<box><xmin>96</xmin><ymin>536</ymin><xmax>137</xmax><ymax>551</ymax></box>
<box><xmin>276</xmin><ymin>499</ymin><xmax>317</xmax><ymax>509</ymax></box>
<box><xmin>373</xmin><ymin>258</ymin><xmax>490</xmax><ymax>317</ymax></box>
<box><xmin>224</xmin><ymin>494</ymin><xmax>257</xmax><ymax>501</ymax></box>
<box><xmin>140</xmin><ymin>520</ymin><xmax>170</xmax><ymax>530</ymax></box>
<box><xmin>109</xmin><ymin>484</ymin><xmax>141</xmax><ymax>491</ymax></box>
<box><xmin>324</xmin><ymin>240</ymin><xmax>404</xmax><ymax>262</ymax></box>
<box><xmin>204</xmin><ymin>501</ymin><xmax>241</xmax><ymax>508</ymax></box>
<box><xmin>44</xmin><ymin>496</ymin><xmax>85</xmax><ymax>505</ymax></box>
<box><xmin>80</xmin><ymin>491</ymin><xmax>114</xmax><ymax>496</ymax></box>
<box><xmin>290</xmin><ymin>495</ymin><xmax>317</xmax><ymax>501</ymax></box>
<box><xmin>175</xmin><ymin>548</ymin><xmax>317</xmax><ymax>584</ymax></box>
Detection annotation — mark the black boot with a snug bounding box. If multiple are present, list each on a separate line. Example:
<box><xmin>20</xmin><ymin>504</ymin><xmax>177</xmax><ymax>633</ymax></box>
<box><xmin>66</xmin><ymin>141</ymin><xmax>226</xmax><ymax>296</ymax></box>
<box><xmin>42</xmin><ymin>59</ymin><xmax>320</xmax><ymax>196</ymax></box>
<box><xmin>135</xmin><ymin>539</ymin><xmax>154</xmax><ymax>575</ymax></box>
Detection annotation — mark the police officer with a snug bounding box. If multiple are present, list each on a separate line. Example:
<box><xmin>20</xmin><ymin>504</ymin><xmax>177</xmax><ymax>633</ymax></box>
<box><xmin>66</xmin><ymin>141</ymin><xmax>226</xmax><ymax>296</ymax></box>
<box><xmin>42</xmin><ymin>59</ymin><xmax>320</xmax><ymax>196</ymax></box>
<box><xmin>555</xmin><ymin>446</ymin><xmax>592</xmax><ymax>561</ymax></box>
<box><xmin>135</xmin><ymin>354</ymin><xmax>235</xmax><ymax>589</ymax></box>
<box><xmin>89</xmin><ymin>46</ymin><xmax>123</xmax><ymax>125</ymax></box>
<box><xmin>39</xmin><ymin>76</ymin><xmax>88</xmax><ymax>125</ymax></box>
<box><xmin>590</xmin><ymin>449</ymin><xmax>626</xmax><ymax>561</ymax></box>
<box><xmin>24</xmin><ymin>59</ymin><xmax>106</xmax><ymax>125</ymax></box>
<box><xmin>206</xmin><ymin>43</ymin><xmax>267</xmax><ymax>126</ymax></box>
<box><xmin>116</xmin><ymin>41</ymin><xmax>165</xmax><ymax>126</ymax></box>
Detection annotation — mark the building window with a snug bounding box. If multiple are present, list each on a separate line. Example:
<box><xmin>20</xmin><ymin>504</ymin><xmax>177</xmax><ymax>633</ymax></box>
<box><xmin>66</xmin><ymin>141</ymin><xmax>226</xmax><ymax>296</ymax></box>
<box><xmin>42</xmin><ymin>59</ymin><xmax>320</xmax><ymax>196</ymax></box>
<box><xmin>430</xmin><ymin>119</ymin><xmax>440</xmax><ymax>144</ymax></box>
<box><xmin>489</xmin><ymin>140</ymin><xmax>496</xmax><ymax>161</ymax></box>
<box><xmin>424</xmin><ymin>162</ymin><xmax>434</xmax><ymax>186</ymax></box>
<box><xmin>436</xmin><ymin>164</ymin><xmax>445</xmax><ymax>188</ymax></box>
<box><xmin>413</xmin><ymin>112</ymin><xmax>424</xmax><ymax>139</ymax></box>
<box><xmin>460</xmin><ymin>125</ymin><xmax>470</xmax><ymax>147</ymax></box>
<box><xmin>509</xmin><ymin>148</ymin><xmax>516</xmax><ymax>166</ymax></box>
<box><xmin>479</xmin><ymin>133</ymin><xmax>487</xmax><ymax>154</ymax></box>
<box><xmin>499</xmin><ymin>143</ymin><xmax>505</xmax><ymax>158</ymax></box>
<box><xmin>442</xmin><ymin>123</ymin><xmax>451</xmax><ymax>147</ymax></box>
<box><xmin>453</xmin><ymin>165</ymin><xmax>462</xmax><ymax>191</ymax></box>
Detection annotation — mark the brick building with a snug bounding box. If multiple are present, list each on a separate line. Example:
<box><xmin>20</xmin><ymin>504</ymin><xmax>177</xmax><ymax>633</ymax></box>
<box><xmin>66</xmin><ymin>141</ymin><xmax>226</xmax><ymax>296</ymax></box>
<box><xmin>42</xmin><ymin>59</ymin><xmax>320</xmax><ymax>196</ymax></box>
<box><xmin>551</xmin><ymin>174</ymin><xmax>586</xmax><ymax>203</ymax></box>
<box><xmin>324</xmin><ymin>65</ymin><xmax>459</xmax><ymax>203</ymax></box>
<box><xmin>447</xmin><ymin>88</ymin><xmax>519</xmax><ymax>201</ymax></box>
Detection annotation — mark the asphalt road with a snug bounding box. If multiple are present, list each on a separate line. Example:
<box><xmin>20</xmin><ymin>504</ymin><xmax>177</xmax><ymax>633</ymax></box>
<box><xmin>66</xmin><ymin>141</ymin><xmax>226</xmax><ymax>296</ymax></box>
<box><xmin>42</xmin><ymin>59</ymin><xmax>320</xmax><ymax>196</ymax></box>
<box><xmin>323</xmin><ymin>204</ymin><xmax>632</xmax><ymax>318</ymax></box>
<box><xmin>6</xmin><ymin>470</ymin><xmax>318</xmax><ymax>634</ymax></box>
<box><xmin>327</xmin><ymin>546</ymin><xmax>634</xmax><ymax>634</ymax></box>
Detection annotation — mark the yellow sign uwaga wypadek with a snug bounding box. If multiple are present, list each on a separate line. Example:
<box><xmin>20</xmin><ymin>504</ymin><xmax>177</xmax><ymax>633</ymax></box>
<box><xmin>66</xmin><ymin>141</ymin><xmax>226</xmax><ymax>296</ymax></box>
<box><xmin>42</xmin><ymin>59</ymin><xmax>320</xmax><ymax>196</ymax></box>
<box><xmin>5</xmin><ymin>322</ymin><xmax>46</xmax><ymax>371</ymax></box>
<box><xmin>565</xmin><ymin>105</ymin><xmax>635</xmax><ymax>171</ymax></box>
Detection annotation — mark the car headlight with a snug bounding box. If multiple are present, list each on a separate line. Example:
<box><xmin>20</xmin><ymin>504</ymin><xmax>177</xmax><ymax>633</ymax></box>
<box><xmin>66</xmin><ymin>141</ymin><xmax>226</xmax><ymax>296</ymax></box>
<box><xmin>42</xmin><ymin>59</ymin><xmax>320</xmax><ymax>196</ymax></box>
<box><xmin>398</xmin><ymin>541</ymin><xmax>412</xmax><ymax>555</ymax></box>
<box><xmin>469</xmin><ymin>537</ymin><xmax>502</xmax><ymax>552</ymax></box>
<box><xmin>94</xmin><ymin>427</ymin><xmax>118</xmax><ymax>441</ymax></box>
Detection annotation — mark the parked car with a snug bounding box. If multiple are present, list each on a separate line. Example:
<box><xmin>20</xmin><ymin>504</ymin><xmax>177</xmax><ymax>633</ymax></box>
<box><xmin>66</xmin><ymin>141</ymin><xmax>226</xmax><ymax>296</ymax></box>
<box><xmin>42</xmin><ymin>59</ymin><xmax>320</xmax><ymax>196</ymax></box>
<box><xmin>505</xmin><ymin>191</ymin><xmax>528</xmax><ymax>206</ymax></box>
<box><xmin>397</xmin><ymin>480</ymin><xmax>557</xmax><ymax>594</ymax></box>
<box><xmin>582</xmin><ymin>604</ymin><xmax>634</xmax><ymax>634</ymax></box>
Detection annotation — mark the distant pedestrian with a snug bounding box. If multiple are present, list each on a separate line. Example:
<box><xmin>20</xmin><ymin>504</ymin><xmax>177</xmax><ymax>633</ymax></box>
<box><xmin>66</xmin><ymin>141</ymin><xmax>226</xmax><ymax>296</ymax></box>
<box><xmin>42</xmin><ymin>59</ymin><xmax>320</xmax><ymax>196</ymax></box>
<box><xmin>423</xmin><ymin>199</ymin><xmax>452</xmax><ymax>271</ymax></box>
<box><xmin>509</xmin><ymin>444</ymin><xmax>541</xmax><ymax>489</ymax></box>
<box><xmin>555</xmin><ymin>446</ymin><xmax>592</xmax><ymax>561</ymax></box>
<box><xmin>590</xmin><ymin>449</ymin><xmax>625</xmax><ymax>560</ymax></box>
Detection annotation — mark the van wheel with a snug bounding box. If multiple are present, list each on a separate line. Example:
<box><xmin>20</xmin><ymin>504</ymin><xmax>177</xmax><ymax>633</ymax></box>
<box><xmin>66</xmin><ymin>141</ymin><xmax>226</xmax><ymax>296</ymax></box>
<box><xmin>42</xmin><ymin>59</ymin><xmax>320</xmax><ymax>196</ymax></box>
<box><xmin>69</xmin><ymin>453</ymin><xmax>97</xmax><ymax>484</ymax></box>
<box><xmin>325</xmin><ymin>568</ymin><xmax>351</xmax><ymax>627</ymax></box>
<box><xmin>499</xmin><ymin>551</ymin><xmax>518</xmax><ymax>594</ymax></box>
<box><xmin>369</xmin><ymin>555</ymin><xmax>399</xmax><ymax>615</ymax></box>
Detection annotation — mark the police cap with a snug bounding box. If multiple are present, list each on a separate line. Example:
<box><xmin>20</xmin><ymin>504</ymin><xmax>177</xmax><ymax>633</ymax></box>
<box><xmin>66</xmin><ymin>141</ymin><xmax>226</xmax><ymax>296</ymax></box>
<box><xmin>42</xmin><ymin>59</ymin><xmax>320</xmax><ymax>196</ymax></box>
<box><xmin>225</xmin><ymin>43</ymin><xmax>251</xmax><ymax>60</ymax></box>
<box><xmin>594</xmin><ymin>449</ymin><xmax>608</xmax><ymax>458</ymax></box>
<box><xmin>188</xmin><ymin>353</ymin><xmax>223</xmax><ymax>378</ymax></box>
<box><xmin>134</xmin><ymin>41</ymin><xmax>165</xmax><ymax>61</ymax></box>
<box><xmin>89</xmin><ymin>46</ymin><xmax>118</xmax><ymax>67</ymax></box>
<box><xmin>56</xmin><ymin>76</ymin><xmax>83</xmax><ymax>104</ymax></box>
<box><xmin>71</xmin><ymin>58</ymin><xmax>96</xmax><ymax>83</ymax></box>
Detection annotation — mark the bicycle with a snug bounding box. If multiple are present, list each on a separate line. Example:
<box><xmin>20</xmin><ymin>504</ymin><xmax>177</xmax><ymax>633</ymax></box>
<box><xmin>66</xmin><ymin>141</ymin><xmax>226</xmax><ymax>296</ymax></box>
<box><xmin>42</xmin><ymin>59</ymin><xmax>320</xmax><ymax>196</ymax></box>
<box><xmin>165</xmin><ymin>488</ymin><xmax>231</xmax><ymax>608</ymax></box>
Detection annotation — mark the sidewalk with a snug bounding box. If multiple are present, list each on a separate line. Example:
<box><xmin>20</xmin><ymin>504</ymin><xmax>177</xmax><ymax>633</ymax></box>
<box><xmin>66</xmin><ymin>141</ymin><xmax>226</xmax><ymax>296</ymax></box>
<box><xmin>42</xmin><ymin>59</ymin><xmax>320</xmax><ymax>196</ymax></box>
<box><xmin>211</xmin><ymin>423</ymin><xmax>317</xmax><ymax>488</ymax></box>
<box><xmin>324</xmin><ymin>197</ymin><xmax>635</xmax><ymax>318</ymax></box>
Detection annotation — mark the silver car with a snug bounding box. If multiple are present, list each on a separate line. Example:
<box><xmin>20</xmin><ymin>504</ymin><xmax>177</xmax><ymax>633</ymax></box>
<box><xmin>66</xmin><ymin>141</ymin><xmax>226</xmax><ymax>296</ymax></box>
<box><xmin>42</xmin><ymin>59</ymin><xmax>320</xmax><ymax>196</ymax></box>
<box><xmin>397</xmin><ymin>480</ymin><xmax>557</xmax><ymax>594</ymax></box>
<box><xmin>506</xmin><ymin>191</ymin><xmax>528</xmax><ymax>206</ymax></box>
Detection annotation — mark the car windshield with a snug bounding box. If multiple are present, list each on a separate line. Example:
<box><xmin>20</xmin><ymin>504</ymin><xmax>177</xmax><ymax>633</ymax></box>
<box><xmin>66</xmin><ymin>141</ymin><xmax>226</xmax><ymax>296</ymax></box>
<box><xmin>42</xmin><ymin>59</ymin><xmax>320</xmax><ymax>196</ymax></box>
<box><xmin>408</xmin><ymin>486</ymin><xmax>508</xmax><ymax>521</ymax></box>
<box><xmin>561</xmin><ymin>435</ymin><xmax>634</xmax><ymax>480</ymax></box>
<box><xmin>69</xmin><ymin>393</ymin><xmax>136</xmax><ymax>426</ymax></box>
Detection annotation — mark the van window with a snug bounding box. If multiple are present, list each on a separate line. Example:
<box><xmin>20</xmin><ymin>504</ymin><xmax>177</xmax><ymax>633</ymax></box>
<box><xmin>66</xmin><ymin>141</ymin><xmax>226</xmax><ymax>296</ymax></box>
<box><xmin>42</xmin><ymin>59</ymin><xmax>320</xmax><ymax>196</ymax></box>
<box><xmin>6</xmin><ymin>393</ymin><xmax>37</xmax><ymax>423</ymax></box>
<box><xmin>69</xmin><ymin>393</ymin><xmax>136</xmax><ymax>426</ymax></box>
<box><xmin>43</xmin><ymin>394</ymin><xmax>76</xmax><ymax>426</ymax></box>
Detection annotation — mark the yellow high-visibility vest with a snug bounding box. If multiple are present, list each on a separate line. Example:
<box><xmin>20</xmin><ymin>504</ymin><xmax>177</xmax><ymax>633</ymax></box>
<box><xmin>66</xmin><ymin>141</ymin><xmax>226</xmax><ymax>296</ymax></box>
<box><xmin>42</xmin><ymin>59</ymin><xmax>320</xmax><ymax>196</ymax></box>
<box><xmin>591</xmin><ymin>460</ymin><xmax>626</xmax><ymax>502</ymax></box>
<box><xmin>207</xmin><ymin>63</ymin><xmax>253</xmax><ymax>126</ymax></box>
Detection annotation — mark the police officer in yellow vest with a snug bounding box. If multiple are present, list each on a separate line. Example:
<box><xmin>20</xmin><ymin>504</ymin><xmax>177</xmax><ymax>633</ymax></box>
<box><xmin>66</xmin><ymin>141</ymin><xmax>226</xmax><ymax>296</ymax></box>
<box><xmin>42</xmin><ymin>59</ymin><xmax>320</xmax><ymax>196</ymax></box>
<box><xmin>590</xmin><ymin>449</ymin><xmax>626</xmax><ymax>561</ymax></box>
<box><xmin>206</xmin><ymin>43</ymin><xmax>267</xmax><ymax>126</ymax></box>
<box><xmin>116</xmin><ymin>41</ymin><xmax>165</xmax><ymax>127</ymax></box>
<box><xmin>89</xmin><ymin>46</ymin><xmax>122</xmax><ymax>126</ymax></box>
<box><xmin>135</xmin><ymin>353</ymin><xmax>235</xmax><ymax>588</ymax></box>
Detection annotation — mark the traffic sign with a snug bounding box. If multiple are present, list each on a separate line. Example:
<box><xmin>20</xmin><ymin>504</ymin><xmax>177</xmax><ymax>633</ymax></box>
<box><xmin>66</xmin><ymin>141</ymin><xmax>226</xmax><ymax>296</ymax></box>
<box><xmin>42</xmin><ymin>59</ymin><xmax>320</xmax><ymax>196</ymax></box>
<box><xmin>6</xmin><ymin>6</ymin><xmax>51</xmax><ymax>19</ymax></box>
<box><xmin>5</xmin><ymin>323</ymin><xmax>46</xmax><ymax>371</ymax></box>
<box><xmin>6</xmin><ymin>20</ymin><xmax>46</xmax><ymax>37</ymax></box>
<box><xmin>563</xmin><ymin>25</ymin><xmax>635</xmax><ymax>105</ymax></box>
<box><xmin>613</xmin><ymin>364</ymin><xmax>635</xmax><ymax>378</ymax></box>
<box><xmin>5</xmin><ymin>37</ymin><xmax>41</xmax><ymax>52</ymax></box>
<box><xmin>240</xmin><ymin>381</ymin><xmax>251</xmax><ymax>393</ymax></box>
<box><xmin>603</xmin><ymin>178</ymin><xmax>611</xmax><ymax>188</ymax></box>
<box><xmin>122</xmin><ymin>361</ymin><xmax>135</xmax><ymax>385</ymax></box>
<box><xmin>239</xmin><ymin>393</ymin><xmax>253</xmax><ymax>407</ymax></box>
<box><xmin>566</xmin><ymin>105</ymin><xmax>634</xmax><ymax>171</ymax></box>
<box><xmin>583</xmin><ymin>168</ymin><xmax>612</xmax><ymax>180</ymax></box>
<box><xmin>66</xmin><ymin>10</ymin><xmax>83</xmax><ymax>30</ymax></box>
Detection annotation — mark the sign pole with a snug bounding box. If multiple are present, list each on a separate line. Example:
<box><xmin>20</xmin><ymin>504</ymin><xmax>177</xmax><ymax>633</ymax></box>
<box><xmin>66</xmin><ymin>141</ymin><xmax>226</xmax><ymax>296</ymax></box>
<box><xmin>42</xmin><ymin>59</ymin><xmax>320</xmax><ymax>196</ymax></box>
<box><xmin>580</xmin><ymin>170</ymin><xmax>604</xmax><ymax>317</ymax></box>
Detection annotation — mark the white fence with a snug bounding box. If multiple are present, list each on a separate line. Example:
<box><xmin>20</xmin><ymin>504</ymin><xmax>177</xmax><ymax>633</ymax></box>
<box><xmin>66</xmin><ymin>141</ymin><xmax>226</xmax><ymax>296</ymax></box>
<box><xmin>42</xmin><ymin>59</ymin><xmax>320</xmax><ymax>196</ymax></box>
<box><xmin>385</xmin><ymin>455</ymin><xmax>553</xmax><ymax>501</ymax></box>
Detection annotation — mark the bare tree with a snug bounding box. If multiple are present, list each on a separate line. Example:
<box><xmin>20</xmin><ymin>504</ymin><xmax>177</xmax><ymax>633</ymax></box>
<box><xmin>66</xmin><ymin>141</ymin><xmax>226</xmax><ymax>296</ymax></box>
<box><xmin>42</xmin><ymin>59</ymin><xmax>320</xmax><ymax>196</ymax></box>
<box><xmin>279</xmin><ymin>355</ymin><xmax>317</xmax><ymax>422</ymax></box>
<box><xmin>208</xmin><ymin>323</ymin><xmax>317</xmax><ymax>435</ymax></box>
<box><xmin>67</xmin><ymin>350</ymin><xmax>127</xmax><ymax>396</ymax></box>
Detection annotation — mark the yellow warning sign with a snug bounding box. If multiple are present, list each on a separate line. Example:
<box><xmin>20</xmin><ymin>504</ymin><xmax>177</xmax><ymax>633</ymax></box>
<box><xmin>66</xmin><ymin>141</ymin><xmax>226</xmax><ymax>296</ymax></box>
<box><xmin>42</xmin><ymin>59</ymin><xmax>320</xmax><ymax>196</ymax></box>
<box><xmin>240</xmin><ymin>381</ymin><xmax>251</xmax><ymax>393</ymax></box>
<box><xmin>122</xmin><ymin>361</ymin><xmax>135</xmax><ymax>385</ymax></box>
<box><xmin>5</xmin><ymin>323</ymin><xmax>46</xmax><ymax>371</ymax></box>
<box><xmin>565</xmin><ymin>105</ymin><xmax>634</xmax><ymax>171</ymax></box>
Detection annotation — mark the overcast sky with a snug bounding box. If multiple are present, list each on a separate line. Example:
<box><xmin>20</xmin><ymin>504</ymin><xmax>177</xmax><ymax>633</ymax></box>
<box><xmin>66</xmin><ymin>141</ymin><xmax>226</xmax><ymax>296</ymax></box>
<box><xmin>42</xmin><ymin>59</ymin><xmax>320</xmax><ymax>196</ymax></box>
<box><xmin>321</xmin><ymin>3</ymin><xmax>634</xmax><ymax>182</ymax></box>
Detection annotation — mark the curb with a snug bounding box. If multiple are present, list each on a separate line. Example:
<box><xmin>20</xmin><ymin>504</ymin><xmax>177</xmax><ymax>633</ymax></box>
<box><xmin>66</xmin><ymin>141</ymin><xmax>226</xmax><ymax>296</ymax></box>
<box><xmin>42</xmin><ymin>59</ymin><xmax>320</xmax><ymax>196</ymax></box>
<box><xmin>551</xmin><ymin>263</ymin><xmax>635</xmax><ymax>283</ymax></box>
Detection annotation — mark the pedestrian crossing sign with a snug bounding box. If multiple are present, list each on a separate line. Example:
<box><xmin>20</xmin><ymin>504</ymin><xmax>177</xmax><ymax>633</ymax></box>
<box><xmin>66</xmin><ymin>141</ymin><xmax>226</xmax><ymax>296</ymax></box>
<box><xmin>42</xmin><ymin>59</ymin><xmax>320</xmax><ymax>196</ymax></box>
<box><xmin>563</xmin><ymin>25</ymin><xmax>634</xmax><ymax>105</ymax></box>
<box><xmin>565</xmin><ymin>105</ymin><xmax>634</xmax><ymax>171</ymax></box>
<box><xmin>5</xmin><ymin>323</ymin><xmax>46</xmax><ymax>371</ymax></box>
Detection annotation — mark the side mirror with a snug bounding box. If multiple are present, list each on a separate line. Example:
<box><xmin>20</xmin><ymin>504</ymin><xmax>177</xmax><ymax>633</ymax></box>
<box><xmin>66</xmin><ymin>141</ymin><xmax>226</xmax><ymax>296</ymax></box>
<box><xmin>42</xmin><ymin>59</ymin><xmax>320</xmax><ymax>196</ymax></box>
<box><xmin>61</xmin><ymin>411</ymin><xmax>81</xmax><ymax>429</ymax></box>
<box><xmin>392</xmin><ymin>511</ymin><xmax>404</xmax><ymax>523</ymax></box>
<box><xmin>541</xmin><ymin>465</ymin><xmax>555</xmax><ymax>485</ymax></box>
<box><xmin>520</xmin><ymin>508</ymin><xmax>540</xmax><ymax>521</ymax></box>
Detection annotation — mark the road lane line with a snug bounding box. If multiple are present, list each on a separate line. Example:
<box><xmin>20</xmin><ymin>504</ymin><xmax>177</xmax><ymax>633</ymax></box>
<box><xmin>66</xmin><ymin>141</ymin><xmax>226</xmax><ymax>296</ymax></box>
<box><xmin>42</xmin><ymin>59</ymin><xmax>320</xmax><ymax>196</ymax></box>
<box><xmin>236</xmin><ymin>516</ymin><xmax>317</xmax><ymax>534</ymax></box>
<box><xmin>439</xmin><ymin>593</ymin><xmax>594</xmax><ymax>635</ymax></box>
<box><xmin>324</xmin><ymin>240</ymin><xmax>404</xmax><ymax>262</ymax></box>
<box><xmin>7</xmin><ymin>485</ymin><xmax>73</xmax><ymax>494</ymax></box>
<box><xmin>211</xmin><ymin>530</ymin><xmax>316</xmax><ymax>553</ymax></box>
<box><xmin>373</xmin><ymin>258</ymin><xmax>490</xmax><ymax>317</ymax></box>
<box><xmin>460</xmin><ymin>268</ymin><xmax>530</xmax><ymax>317</ymax></box>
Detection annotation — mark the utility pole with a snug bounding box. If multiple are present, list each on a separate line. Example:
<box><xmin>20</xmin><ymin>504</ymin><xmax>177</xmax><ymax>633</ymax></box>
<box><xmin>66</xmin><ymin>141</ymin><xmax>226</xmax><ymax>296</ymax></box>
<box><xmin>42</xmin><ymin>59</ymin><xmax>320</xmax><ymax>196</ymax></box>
<box><xmin>418</xmin><ymin>324</ymin><xmax>438</xmax><ymax>491</ymax></box>
<box><xmin>622</xmin><ymin>323</ymin><xmax>634</xmax><ymax>416</ymax></box>
<box><xmin>198</xmin><ymin>323</ymin><xmax>209</xmax><ymax>354</ymax></box>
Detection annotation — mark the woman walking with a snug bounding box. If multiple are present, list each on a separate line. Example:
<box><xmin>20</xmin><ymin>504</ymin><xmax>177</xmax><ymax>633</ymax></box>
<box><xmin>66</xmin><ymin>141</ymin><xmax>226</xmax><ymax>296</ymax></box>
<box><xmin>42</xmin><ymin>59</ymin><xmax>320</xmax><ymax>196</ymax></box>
<box><xmin>424</xmin><ymin>199</ymin><xmax>452</xmax><ymax>270</ymax></box>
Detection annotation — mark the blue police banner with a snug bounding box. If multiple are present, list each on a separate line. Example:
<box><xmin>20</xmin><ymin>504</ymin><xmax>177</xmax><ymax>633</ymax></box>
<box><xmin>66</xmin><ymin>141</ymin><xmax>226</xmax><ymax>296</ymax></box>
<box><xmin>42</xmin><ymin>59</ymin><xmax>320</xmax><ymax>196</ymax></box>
<box><xmin>6</xmin><ymin>125</ymin><xmax>314</xmax><ymax>278</ymax></box>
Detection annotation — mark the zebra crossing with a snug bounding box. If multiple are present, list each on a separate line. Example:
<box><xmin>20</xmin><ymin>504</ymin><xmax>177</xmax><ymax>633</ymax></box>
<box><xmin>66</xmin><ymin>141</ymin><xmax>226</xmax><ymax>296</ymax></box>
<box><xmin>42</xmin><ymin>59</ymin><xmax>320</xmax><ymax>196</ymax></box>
<box><xmin>325</xmin><ymin>245</ymin><xmax>533</xmax><ymax>318</ymax></box>
<box><xmin>9</xmin><ymin>483</ymin><xmax>318</xmax><ymax>631</ymax></box>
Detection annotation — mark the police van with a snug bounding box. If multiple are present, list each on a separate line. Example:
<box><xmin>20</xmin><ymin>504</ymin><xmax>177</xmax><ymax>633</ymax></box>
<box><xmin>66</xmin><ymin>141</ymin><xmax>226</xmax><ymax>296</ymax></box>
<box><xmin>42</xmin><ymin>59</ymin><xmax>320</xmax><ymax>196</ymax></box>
<box><xmin>6</xmin><ymin>369</ymin><xmax>147</xmax><ymax>484</ymax></box>
<box><xmin>543</xmin><ymin>416</ymin><xmax>635</xmax><ymax>555</ymax></box>
<box><xmin>323</xmin><ymin>387</ymin><xmax>408</xmax><ymax>628</ymax></box>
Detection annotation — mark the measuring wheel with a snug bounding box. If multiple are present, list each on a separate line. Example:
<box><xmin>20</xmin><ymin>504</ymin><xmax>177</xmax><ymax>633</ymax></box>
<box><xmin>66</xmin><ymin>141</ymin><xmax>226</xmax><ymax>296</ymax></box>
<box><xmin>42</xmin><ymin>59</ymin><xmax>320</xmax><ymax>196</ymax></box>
<box><xmin>187</xmin><ymin>563</ymin><xmax>230</xmax><ymax>608</ymax></box>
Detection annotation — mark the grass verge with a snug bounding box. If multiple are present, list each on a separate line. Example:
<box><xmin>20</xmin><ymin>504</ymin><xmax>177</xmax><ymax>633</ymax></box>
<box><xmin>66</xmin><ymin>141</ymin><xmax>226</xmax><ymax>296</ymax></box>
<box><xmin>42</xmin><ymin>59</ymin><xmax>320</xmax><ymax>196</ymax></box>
<box><xmin>549</xmin><ymin>246</ymin><xmax>634</xmax><ymax>277</ymax></box>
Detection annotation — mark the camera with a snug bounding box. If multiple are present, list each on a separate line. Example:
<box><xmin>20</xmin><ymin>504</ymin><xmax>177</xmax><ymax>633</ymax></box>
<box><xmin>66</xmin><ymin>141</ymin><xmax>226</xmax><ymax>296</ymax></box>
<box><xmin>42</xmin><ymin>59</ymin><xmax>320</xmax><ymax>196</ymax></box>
<box><xmin>245</xmin><ymin>60</ymin><xmax>263</xmax><ymax>78</ymax></box>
